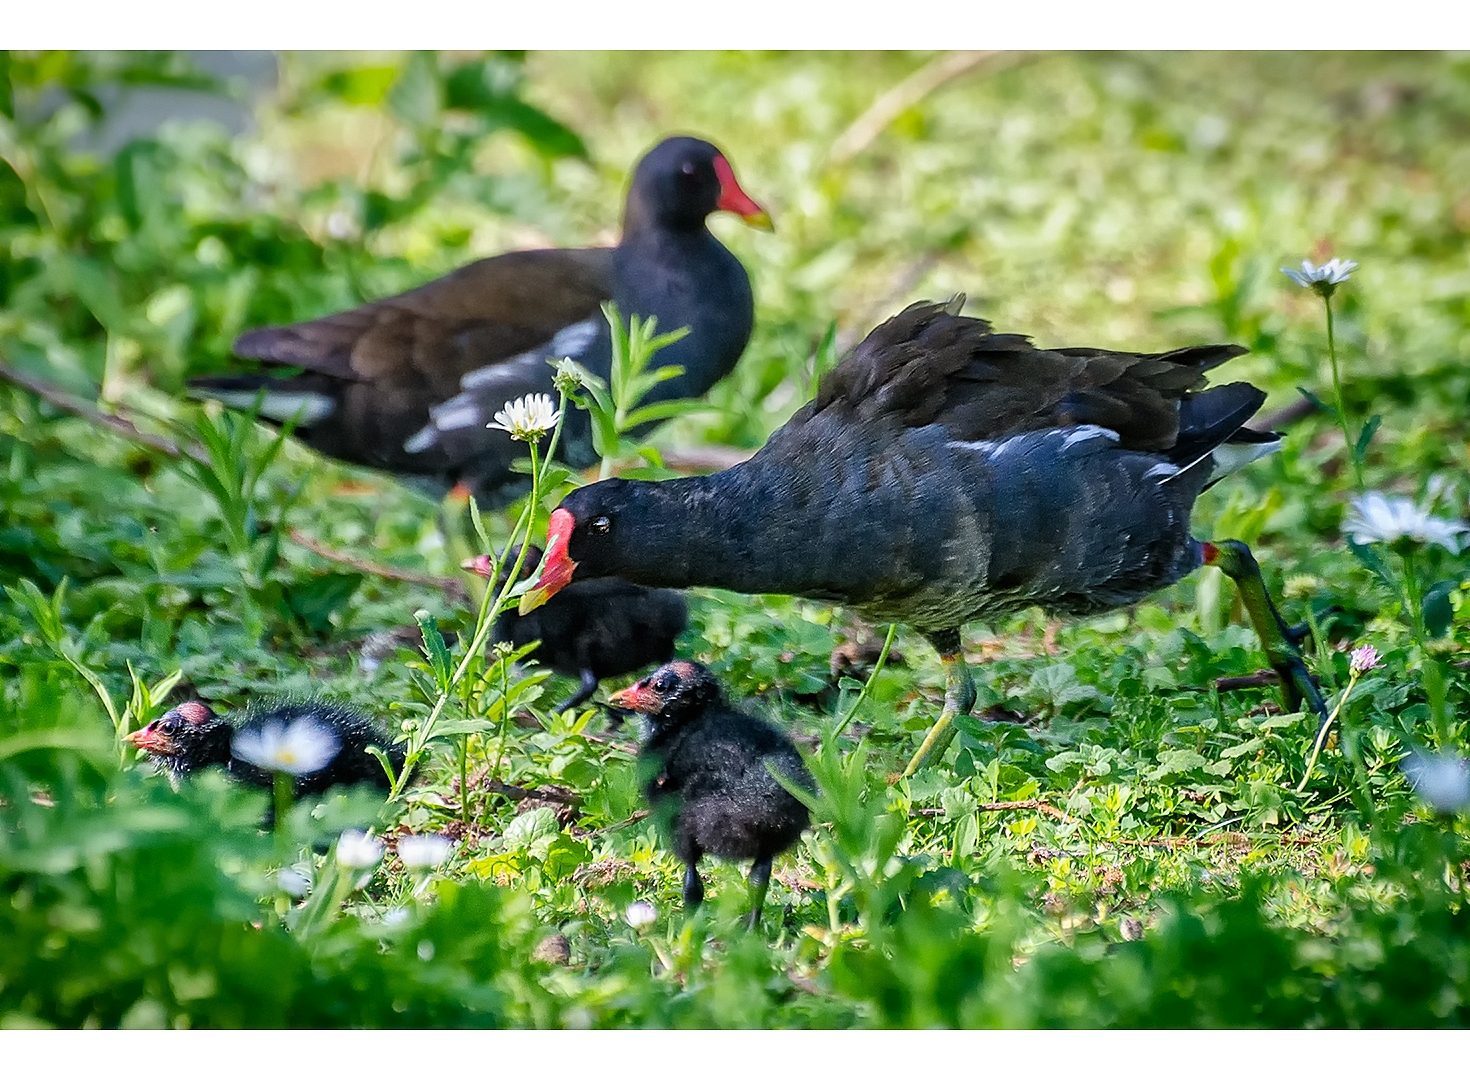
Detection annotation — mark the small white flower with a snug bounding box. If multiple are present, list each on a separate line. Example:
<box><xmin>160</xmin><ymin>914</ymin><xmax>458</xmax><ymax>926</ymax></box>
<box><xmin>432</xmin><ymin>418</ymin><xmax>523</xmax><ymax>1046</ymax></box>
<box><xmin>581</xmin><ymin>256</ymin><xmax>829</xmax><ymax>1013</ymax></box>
<box><xmin>231</xmin><ymin>715</ymin><xmax>340</xmax><ymax>775</ymax></box>
<box><xmin>488</xmin><ymin>393</ymin><xmax>560</xmax><ymax>442</ymax></box>
<box><xmin>383</xmin><ymin>907</ymin><xmax>412</xmax><ymax>927</ymax></box>
<box><xmin>336</xmin><ymin>829</ymin><xmax>385</xmax><ymax>870</ymax></box>
<box><xmin>1344</xmin><ymin>492</ymin><xmax>1468</xmax><ymax>553</ymax></box>
<box><xmin>277</xmin><ymin>867</ymin><xmax>311</xmax><ymax>897</ymax></box>
<box><xmin>398</xmin><ymin>833</ymin><xmax>454</xmax><ymax>870</ymax></box>
<box><xmin>552</xmin><ymin>358</ymin><xmax>586</xmax><ymax>395</ymax></box>
<box><xmin>1282</xmin><ymin>257</ymin><xmax>1358</xmax><ymax>295</ymax></box>
<box><xmin>624</xmin><ymin>900</ymin><xmax>657</xmax><ymax>929</ymax></box>
<box><xmin>1402</xmin><ymin>751</ymin><xmax>1470</xmax><ymax>815</ymax></box>
<box><xmin>1349</xmin><ymin>644</ymin><xmax>1382</xmax><ymax>677</ymax></box>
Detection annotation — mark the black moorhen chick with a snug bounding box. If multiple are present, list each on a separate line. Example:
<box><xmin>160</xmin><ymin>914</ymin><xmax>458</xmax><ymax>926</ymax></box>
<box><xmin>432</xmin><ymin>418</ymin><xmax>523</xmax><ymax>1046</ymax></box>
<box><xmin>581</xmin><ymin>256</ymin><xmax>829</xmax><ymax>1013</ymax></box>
<box><xmin>608</xmin><ymin>660</ymin><xmax>813</xmax><ymax>930</ymax></box>
<box><xmin>189</xmin><ymin>136</ymin><xmax>770</xmax><ymax>507</ymax></box>
<box><xmin>520</xmin><ymin>300</ymin><xmax>1329</xmax><ymax>776</ymax></box>
<box><xmin>462</xmin><ymin>545</ymin><xmax>688</xmax><ymax>712</ymax></box>
<box><xmin>126</xmin><ymin>699</ymin><xmax>405</xmax><ymax>796</ymax></box>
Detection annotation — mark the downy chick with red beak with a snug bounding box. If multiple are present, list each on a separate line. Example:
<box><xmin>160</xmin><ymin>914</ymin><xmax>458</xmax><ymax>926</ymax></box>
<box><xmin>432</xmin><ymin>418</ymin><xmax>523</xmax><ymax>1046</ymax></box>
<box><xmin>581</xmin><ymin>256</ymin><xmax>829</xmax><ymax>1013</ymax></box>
<box><xmin>609</xmin><ymin>660</ymin><xmax>813</xmax><ymax>931</ymax></box>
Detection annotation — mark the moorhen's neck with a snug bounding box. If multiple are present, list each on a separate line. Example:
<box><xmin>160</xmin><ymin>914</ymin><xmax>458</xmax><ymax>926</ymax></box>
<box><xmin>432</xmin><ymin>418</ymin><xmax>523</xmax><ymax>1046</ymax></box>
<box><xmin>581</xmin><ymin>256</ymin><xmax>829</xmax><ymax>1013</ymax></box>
<box><xmin>620</xmin><ymin>190</ymin><xmax>713</xmax><ymax>241</ymax></box>
<box><xmin>587</xmin><ymin>461</ymin><xmax>853</xmax><ymax>600</ymax></box>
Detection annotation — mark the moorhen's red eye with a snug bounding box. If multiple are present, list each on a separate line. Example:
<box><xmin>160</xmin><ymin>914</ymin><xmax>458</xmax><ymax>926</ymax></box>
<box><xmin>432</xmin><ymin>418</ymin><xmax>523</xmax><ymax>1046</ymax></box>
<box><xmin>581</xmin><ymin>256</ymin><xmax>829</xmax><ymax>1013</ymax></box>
<box><xmin>589</xmin><ymin>516</ymin><xmax>612</xmax><ymax>535</ymax></box>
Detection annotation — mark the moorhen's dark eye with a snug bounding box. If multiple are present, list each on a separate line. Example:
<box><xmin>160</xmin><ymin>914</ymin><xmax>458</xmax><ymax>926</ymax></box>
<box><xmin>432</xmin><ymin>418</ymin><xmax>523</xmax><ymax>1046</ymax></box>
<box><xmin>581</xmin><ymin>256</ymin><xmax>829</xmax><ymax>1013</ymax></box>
<box><xmin>160</xmin><ymin>718</ymin><xmax>180</xmax><ymax>735</ymax></box>
<box><xmin>653</xmin><ymin>673</ymin><xmax>675</xmax><ymax>693</ymax></box>
<box><xmin>680</xmin><ymin>160</ymin><xmax>697</xmax><ymax>176</ymax></box>
<box><xmin>589</xmin><ymin>516</ymin><xmax>612</xmax><ymax>535</ymax></box>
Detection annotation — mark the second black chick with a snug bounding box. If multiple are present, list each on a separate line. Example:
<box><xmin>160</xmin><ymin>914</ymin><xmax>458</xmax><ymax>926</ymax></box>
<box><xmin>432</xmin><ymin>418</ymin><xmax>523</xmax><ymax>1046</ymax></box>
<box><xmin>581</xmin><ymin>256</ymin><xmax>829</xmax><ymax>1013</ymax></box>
<box><xmin>464</xmin><ymin>546</ymin><xmax>688</xmax><ymax>713</ymax></box>
<box><xmin>608</xmin><ymin>660</ymin><xmax>814</xmax><ymax>929</ymax></box>
<box><xmin>126</xmin><ymin>699</ymin><xmax>406</xmax><ymax>797</ymax></box>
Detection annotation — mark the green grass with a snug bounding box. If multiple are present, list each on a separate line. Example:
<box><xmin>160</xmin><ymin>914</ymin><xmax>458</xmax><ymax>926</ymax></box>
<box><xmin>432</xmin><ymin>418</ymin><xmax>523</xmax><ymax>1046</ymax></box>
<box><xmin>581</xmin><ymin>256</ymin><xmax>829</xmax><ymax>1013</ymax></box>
<box><xmin>1</xmin><ymin>50</ymin><xmax>1468</xmax><ymax>1028</ymax></box>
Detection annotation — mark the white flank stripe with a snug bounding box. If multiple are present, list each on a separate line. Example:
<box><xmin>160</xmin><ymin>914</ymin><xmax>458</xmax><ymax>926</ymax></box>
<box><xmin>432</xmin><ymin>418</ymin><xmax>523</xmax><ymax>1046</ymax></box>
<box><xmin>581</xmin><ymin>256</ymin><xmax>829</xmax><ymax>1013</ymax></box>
<box><xmin>462</xmin><ymin>355</ymin><xmax>535</xmax><ymax>390</ymax></box>
<box><xmin>427</xmin><ymin>401</ymin><xmax>483</xmax><ymax>432</ymax></box>
<box><xmin>204</xmin><ymin>390</ymin><xmax>335</xmax><ymax>424</ymax></box>
<box><xmin>549</xmin><ymin>318</ymin><xmax>598</xmax><ymax>359</ymax></box>
<box><xmin>1061</xmin><ymin>425</ymin><xmax>1120</xmax><ymax>450</ymax></box>
<box><xmin>1144</xmin><ymin>462</ymin><xmax>1181</xmax><ymax>480</ymax></box>
<box><xmin>403</xmin><ymin>427</ymin><xmax>438</xmax><ymax>454</ymax></box>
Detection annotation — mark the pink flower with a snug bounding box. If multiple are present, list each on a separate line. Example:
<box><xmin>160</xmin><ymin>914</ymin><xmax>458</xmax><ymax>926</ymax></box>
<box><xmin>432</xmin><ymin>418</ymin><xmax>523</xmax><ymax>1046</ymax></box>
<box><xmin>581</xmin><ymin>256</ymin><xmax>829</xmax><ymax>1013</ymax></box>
<box><xmin>1349</xmin><ymin>644</ymin><xmax>1382</xmax><ymax>677</ymax></box>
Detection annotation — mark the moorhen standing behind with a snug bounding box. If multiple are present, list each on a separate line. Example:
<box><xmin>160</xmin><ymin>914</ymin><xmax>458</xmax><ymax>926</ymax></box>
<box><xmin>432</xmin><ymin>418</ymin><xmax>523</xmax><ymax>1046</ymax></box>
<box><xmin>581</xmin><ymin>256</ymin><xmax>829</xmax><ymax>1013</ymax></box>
<box><xmin>126</xmin><ymin>699</ymin><xmax>405</xmax><ymax>796</ymax></box>
<box><xmin>463</xmin><ymin>545</ymin><xmax>688</xmax><ymax>712</ymax></box>
<box><xmin>519</xmin><ymin>300</ymin><xmax>1329</xmax><ymax>776</ymax></box>
<box><xmin>609</xmin><ymin>660</ymin><xmax>813</xmax><ymax>929</ymax></box>
<box><xmin>190</xmin><ymin>136</ymin><xmax>771</xmax><ymax>507</ymax></box>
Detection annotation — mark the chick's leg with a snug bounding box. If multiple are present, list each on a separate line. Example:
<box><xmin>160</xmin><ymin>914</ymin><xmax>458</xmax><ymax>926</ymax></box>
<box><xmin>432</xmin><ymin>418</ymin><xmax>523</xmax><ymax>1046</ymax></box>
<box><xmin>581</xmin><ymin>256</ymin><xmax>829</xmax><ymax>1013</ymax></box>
<box><xmin>555</xmin><ymin>669</ymin><xmax>600</xmax><ymax>713</ymax></box>
<box><xmin>745</xmin><ymin>857</ymin><xmax>773</xmax><ymax>932</ymax></box>
<box><xmin>902</xmin><ymin>629</ymin><xmax>977</xmax><ymax>778</ymax></box>
<box><xmin>682</xmin><ymin>862</ymin><xmax>705</xmax><ymax>909</ymax></box>
<box><xmin>1202</xmin><ymin>540</ymin><xmax>1331</xmax><ymax>738</ymax></box>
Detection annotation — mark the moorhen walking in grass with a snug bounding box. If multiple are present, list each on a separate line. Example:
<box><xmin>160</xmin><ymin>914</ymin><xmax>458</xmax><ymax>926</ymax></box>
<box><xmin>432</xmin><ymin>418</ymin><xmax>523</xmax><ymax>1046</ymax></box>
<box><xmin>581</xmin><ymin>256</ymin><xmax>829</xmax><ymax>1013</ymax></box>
<box><xmin>190</xmin><ymin>136</ymin><xmax>771</xmax><ymax>507</ymax></box>
<box><xmin>520</xmin><ymin>300</ymin><xmax>1330</xmax><ymax>776</ymax></box>
<box><xmin>126</xmin><ymin>699</ymin><xmax>406</xmax><ymax>796</ymax></box>
<box><xmin>463</xmin><ymin>545</ymin><xmax>688</xmax><ymax>713</ymax></box>
<box><xmin>609</xmin><ymin>660</ymin><xmax>813</xmax><ymax>929</ymax></box>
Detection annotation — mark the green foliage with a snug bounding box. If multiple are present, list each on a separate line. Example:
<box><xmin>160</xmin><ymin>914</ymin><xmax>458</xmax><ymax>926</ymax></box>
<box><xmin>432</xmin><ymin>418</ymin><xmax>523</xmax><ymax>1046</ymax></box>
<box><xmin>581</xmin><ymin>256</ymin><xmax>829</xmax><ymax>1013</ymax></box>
<box><xmin>2</xmin><ymin>50</ymin><xmax>1470</xmax><ymax>1028</ymax></box>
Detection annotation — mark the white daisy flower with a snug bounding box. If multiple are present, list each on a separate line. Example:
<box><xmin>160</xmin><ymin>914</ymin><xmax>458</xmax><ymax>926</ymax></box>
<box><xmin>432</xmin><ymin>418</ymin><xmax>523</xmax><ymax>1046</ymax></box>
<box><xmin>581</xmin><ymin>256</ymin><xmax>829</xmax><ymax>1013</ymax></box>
<box><xmin>624</xmin><ymin>900</ymin><xmax>657</xmax><ymax>929</ymax></box>
<box><xmin>336</xmin><ymin>829</ymin><xmax>385</xmax><ymax>870</ymax></box>
<box><xmin>1282</xmin><ymin>257</ymin><xmax>1358</xmax><ymax>296</ymax></box>
<box><xmin>1344</xmin><ymin>492</ymin><xmax>1468</xmax><ymax>553</ymax></box>
<box><xmin>552</xmin><ymin>357</ymin><xmax>586</xmax><ymax>395</ymax></box>
<box><xmin>277</xmin><ymin>867</ymin><xmax>311</xmax><ymax>898</ymax></box>
<box><xmin>231</xmin><ymin>715</ymin><xmax>340</xmax><ymax>775</ymax></box>
<box><xmin>488</xmin><ymin>393</ymin><xmax>560</xmax><ymax>442</ymax></box>
<box><xmin>1402</xmin><ymin>751</ymin><xmax>1470</xmax><ymax>815</ymax></box>
<box><xmin>398</xmin><ymin>833</ymin><xmax>455</xmax><ymax>870</ymax></box>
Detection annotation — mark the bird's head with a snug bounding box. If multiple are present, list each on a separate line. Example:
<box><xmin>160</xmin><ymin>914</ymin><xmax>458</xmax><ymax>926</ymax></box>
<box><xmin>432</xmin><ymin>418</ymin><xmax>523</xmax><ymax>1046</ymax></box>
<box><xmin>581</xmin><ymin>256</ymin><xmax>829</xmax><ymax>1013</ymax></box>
<box><xmin>628</xmin><ymin>136</ymin><xmax>772</xmax><ymax>234</ymax></box>
<box><xmin>608</xmin><ymin>660</ymin><xmax>722</xmax><ymax>726</ymax></box>
<box><xmin>517</xmin><ymin>481</ymin><xmax>646</xmax><ymax>613</ymax></box>
<box><xmin>126</xmin><ymin>701</ymin><xmax>230</xmax><ymax>775</ymax></box>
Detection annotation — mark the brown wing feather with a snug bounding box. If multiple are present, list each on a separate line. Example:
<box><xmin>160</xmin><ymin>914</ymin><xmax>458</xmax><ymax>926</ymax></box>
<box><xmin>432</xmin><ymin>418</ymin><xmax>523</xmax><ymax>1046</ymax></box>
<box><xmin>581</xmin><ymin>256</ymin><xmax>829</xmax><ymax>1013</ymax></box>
<box><xmin>803</xmin><ymin>302</ymin><xmax>1247</xmax><ymax>453</ymax></box>
<box><xmin>233</xmin><ymin>248</ymin><xmax>616</xmax><ymax>391</ymax></box>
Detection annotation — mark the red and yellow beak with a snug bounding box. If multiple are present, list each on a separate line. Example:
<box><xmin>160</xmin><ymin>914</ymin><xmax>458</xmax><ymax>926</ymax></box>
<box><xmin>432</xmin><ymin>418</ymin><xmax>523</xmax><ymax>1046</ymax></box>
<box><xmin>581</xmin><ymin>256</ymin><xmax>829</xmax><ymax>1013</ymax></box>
<box><xmin>125</xmin><ymin>723</ymin><xmax>176</xmax><ymax>756</ymax></box>
<box><xmin>608</xmin><ymin>679</ymin><xmax>660</xmax><ymax>713</ymax></box>
<box><xmin>713</xmin><ymin>154</ymin><xmax>773</xmax><ymax>231</ymax></box>
<box><xmin>518</xmin><ymin>509</ymin><xmax>578</xmax><ymax>614</ymax></box>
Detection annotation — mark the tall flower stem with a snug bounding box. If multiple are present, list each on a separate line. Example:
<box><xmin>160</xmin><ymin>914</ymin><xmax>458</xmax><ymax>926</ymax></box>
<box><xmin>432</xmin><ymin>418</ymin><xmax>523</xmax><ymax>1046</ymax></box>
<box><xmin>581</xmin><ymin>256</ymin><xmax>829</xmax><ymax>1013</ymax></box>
<box><xmin>1295</xmin><ymin>669</ymin><xmax>1363</xmax><ymax>795</ymax></box>
<box><xmin>389</xmin><ymin>394</ymin><xmax>568</xmax><ymax>801</ymax></box>
<box><xmin>1322</xmin><ymin>295</ymin><xmax>1363</xmax><ymax>492</ymax></box>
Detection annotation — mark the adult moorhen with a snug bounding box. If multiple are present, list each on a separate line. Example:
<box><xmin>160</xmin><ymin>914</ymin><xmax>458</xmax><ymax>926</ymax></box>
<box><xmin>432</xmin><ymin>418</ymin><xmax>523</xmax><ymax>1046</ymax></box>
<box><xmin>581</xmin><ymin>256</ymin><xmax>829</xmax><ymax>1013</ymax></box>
<box><xmin>190</xmin><ymin>136</ymin><xmax>771</xmax><ymax>507</ymax></box>
<box><xmin>126</xmin><ymin>699</ymin><xmax>406</xmax><ymax>796</ymax></box>
<box><xmin>519</xmin><ymin>300</ymin><xmax>1329</xmax><ymax>776</ymax></box>
<box><xmin>463</xmin><ymin>545</ymin><xmax>688</xmax><ymax>712</ymax></box>
<box><xmin>609</xmin><ymin>660</ymin><xmax>813</xmax><ymax>930</ymax></box>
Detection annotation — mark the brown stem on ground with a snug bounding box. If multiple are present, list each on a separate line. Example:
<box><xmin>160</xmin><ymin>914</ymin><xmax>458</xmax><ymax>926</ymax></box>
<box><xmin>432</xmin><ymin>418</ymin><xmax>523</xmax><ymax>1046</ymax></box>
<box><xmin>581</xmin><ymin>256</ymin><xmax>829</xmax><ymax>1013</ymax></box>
<box><xmin>287</xmin><ymin>528</ymin><xmax>468</xmax><ymax>603</ymax></box>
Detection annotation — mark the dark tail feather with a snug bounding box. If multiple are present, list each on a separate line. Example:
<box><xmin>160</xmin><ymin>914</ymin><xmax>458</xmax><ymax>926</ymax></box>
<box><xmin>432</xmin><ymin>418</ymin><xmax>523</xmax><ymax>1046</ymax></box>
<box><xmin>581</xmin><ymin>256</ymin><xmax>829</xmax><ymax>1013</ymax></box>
<box><xmin>1171</xmin><ymin>382</ymin><xmax>1267</xmax><ymax>467</ymax></box>
<box><xmin>187</xmin><ymin>373</ymin><xmax>337</xmax><ymax>427</ymax></box>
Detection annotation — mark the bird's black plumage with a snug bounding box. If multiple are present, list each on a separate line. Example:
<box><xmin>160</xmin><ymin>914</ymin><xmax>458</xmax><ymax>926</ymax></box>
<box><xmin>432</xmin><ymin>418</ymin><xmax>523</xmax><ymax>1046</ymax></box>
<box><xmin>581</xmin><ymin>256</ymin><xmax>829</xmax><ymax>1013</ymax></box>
<box><xmin>526</xmin><ymin>300</ymin><xmax>1323</xmax><ymax>774</ymax></box>
<box><xmin>188</xmin><ymin>136</ymin><xmax>767</xmax><ymax>507</ymax></box>
<box><xmin>467</xmin><ymin>545</ymin><xmax>688</xmax><ymax>712</ymax></box>
<box><xmin>610</xmin><ymin>661</ymin><xmax>813</xmax><ymax>927</ymax></box>
<box><xmin>127</xmin><ymin>699</ymin><xmax>405</xmax><ymax>797</ymax></box>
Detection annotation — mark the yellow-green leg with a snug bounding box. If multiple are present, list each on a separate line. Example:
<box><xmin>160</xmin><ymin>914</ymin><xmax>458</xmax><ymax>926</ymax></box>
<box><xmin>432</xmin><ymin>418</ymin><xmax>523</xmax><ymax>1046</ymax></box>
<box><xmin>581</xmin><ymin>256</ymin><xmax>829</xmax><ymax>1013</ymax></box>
<box><xmin>901</xmin><ymin>630</ymin><xmax>977</xmax><ymax>777</ymax></box>
<box><xmin>1203</xmin><ymin>540</ymin><xmax>1331</xmax><ymax>738</ymax></box>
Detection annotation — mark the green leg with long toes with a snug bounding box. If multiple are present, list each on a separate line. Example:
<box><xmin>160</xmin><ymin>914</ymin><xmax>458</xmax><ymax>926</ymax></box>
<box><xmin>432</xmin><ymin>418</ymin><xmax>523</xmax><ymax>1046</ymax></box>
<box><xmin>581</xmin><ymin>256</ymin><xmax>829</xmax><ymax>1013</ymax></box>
<box><xmin>901</xmin><ymin>629</ymin><xmax>978</xmax><ymax>777</ymax></box>
<box><xmin>1202</xmin><ymin>539</ymin><xmax>1332</xmax><ymax>738</ymax></box>
<box><xmin>745</xmin><ymin>856</ymin><xmax>773</xmax><ymax>932</ymax></box>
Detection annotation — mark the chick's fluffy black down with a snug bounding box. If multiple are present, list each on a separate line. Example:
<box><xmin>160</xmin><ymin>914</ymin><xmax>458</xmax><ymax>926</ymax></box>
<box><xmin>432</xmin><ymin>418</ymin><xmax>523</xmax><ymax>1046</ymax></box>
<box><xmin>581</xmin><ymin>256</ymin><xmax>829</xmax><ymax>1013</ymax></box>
<box><xmin>640</xmin><ymin>672</ymin><xmax>813</xmax><ymax>866</ymax></box>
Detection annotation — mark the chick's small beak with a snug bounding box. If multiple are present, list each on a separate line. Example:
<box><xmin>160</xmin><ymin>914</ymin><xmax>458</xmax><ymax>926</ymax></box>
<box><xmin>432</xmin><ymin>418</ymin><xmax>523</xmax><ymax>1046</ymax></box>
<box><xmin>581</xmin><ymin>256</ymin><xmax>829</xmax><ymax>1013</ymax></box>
<box><xmin>126</xmin><ymin>724</ymin><xmax>174</xmax><ymax>755</ymax></box>
<box><xmin>713</xmin><ymin>154</ymin><xmax>773</xmax><ymax>232</ymax></box>
<box><xmin>519</xmin><ymin>508</ymin><xmax>578</xmax><ymax>614</ymax></box>
<box><xmin>461</xmin><ymin>554</ymin><xmax>495</xmax><ymax>577</ymax></box>
<box><xmin>608</xmin><ymin>681</ymin><xmax>656</xmax><ymax>712</ymax></box>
